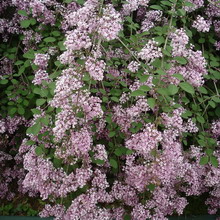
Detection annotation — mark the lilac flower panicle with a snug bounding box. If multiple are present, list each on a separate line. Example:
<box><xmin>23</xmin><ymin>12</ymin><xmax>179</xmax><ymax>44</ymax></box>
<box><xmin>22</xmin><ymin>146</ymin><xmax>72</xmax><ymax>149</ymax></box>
<box><xmin>85</xmin><ymin>57</ymin><xmax>106</xmax><ymax>81</ymax></box>
<box><xmin>138</xmin><ymin>39</ymin><xmax>162</xmax><ymax>63</ymax></box>
<box><xmin>33</xmin><ymin>53</ymin><xmax>50</xmax><ymax>69</ymax></box>
<box><xmin>192</xmin><ymin>16</ymin><xmax>211</xmax><ymax>32</ymax></box>
<box><xmin>97</xmin><ymin>4</ymin><xmax>122</xmax><ymax>41</ymax></box>
<box><xmin>126</xmin><ymin>123</ymin><xmax>162</xmax><ymax>157</ymax></box>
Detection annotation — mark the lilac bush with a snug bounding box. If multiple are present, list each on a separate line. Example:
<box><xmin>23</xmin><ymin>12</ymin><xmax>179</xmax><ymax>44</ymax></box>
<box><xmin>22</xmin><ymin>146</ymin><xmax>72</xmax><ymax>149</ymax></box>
<box><xmin>0</xmin><ymin>0</ymin><xmax>220</xmax><ymax>219</ymax></box>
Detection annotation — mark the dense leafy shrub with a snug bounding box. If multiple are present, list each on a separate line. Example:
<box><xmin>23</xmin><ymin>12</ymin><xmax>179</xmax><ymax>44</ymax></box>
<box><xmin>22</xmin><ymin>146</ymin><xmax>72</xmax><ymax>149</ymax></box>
<box><xmin>0</xmin><ymin>0</ymin><xmax>220</xmax><ymax>219</ymax></box>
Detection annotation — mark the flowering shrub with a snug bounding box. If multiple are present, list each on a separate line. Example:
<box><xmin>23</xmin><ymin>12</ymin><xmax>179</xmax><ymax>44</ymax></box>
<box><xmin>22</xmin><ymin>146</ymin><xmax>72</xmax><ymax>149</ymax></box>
<box><xmin>0</xmin><ymin>0</ymin><xmax>220</xmax><ymax>219</ymax></box>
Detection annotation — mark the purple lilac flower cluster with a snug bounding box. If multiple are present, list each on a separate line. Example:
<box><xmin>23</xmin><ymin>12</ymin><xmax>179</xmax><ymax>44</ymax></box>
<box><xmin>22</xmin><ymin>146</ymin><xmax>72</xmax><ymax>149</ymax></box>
<box><xmin>1</xmin><ymin>0</ymin><xmax>220</xmax><ymax>219</ymax></box>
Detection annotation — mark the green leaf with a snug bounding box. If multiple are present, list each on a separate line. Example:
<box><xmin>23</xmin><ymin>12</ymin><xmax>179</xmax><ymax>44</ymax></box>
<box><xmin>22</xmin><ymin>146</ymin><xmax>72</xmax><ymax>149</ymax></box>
<box><xmin>198</xmin><ymin>138</ymin><xmax>206</xmax><ymax>146</ymax></box>
<box><xmin>147</xmin><ymin>98</ymin><xmax>156</xmax><ymax>109</ymax></box>
<box><xmin>30</xmin><ymin>18</ymin><xmax>37</xmax><ymax>25</ymax></box>
<box><xmin>196</xmin><ymin>115</ymin><xmax>205</xmax><ymax>124</ymax></box>
<box><xmin>105</xmin><ymin>115</ymin><xmax>112</xmax><ymax>124</ymax></box>
<box><xmin>82</xmin><ymin>74</ymin><xmax>90</xmax><ymax>81</ymax></box>
<box><xmin>76</xmin><ymin>0</ymin><xmax>85</xmax><ymax>5</ymax></box>
<box><xmin>111</xmin><ymin>97</ymin><xmax>119</xmax><ymax>102</ymax></box>
<box><xmin>58</xmin><ymin>41</ymin><xmax>66</xmax><ymax>51</ymax></box>
<box><xmin>76</xmin><ymin>59</ymin><xmax>85</xmax><ymax>65</ymax></box>
<box><xmin>212</xmin><ymin>70</ymin><xmax>220</xmax><ymax>80</ymax></box>
<box><xmin>36</xmin><ymin>99</ymin><xmax>46</xmax><ymax>106</ymax></box>
<box><xmin>126</xmin><ymin>149</ymin><xmax>133</xmax><ymax>155</ymax></box>
<box><xmin>208</xmin><ymin>100</ymin><xmax>216</xmax><ymax>108</ymax></box>
<box><xmin>147</xmin><ymin>183</ymin><xmax>156</xmax><ymax>191</ymax></box>
<box><xmin>102</xmin><ymin>97</ymin><xmax>108</xmax><ymax>102</ymax></box>
<box><xmin>156</xmin><ymin>69</ymin><xmax>166</xmax><ymax>75</ymax></box>
<box><xmin>151</xmin><ymin>58</ymin><xmax>162</xmax><ymax>68</ymax></box>
<box><xmin>18</xmin><ymin>66</ymin><xmax>25</xmax><ymax>74</ymax></box>
<box><xmin>179</xmin><ymin>82</ymin><xmax>195</xmax><ymax>94</ymax></box>
<box><xmin>100</xmin><ymin>89</ymin><xmax>106</xmax><ymax>95</ymax></box>
<box><xmin>53</xmin><ymin>158</ymin><xmax>62</xmax><ymax>168</ymax></box>
<box><xmin>174</xmin><ymin>56</ymin><xmax>187</xmax><ymax>65</ymax></box>
<box><xmin>205</xmin><ymin>149</ymin><xmax>213</xmax><ymax>156</ymax></box>
<box><xmin>150</xmin><ymin>5</ymin><xmax>163</xmax><ymax>10</ymax></box>
<box><xmin>33</xmin><ymin>88</ymin><xmax>41</xmax><ymax>95</ymax></box>
<box><xmin>184</xmin><ymin>1</ymin><xmax>195</xmax><ymax>7</ymax></box>
<box><xmin>124</xmin><ymin>215</ymin><xmax>131</xmax><ymax>220</ymax></box>
<box><xmin>40</xmin><ymin>116</ymin><xmax>50</xmax><ymax>126</ymax></box>
<box><xmin>35</xmin><ymin>146</ymin><xmax>44</xmax><ymax>156</ymax></box>
<box><xmin>199</xmin><ymin>38</ymin><xmax>205</xmax><ymax>43</ymax></box>
<box><xmin>23</xmin><ymin>50</ymin><xmax>35</xmax><ymax>59</ymax></box>
<box><xmin>15</xmin><ymin>60</ymin><xmax>24</xmax><ymax>65</ymax></box>
<box><xmin>178</xmin><ymin>9</ymin><xmax>186</xmax><ymax>16</ymax></box>
<box><xmin>210</xmin><ymin>156</ymin><xmax>218</xmax><ymax>168</ymax></box>
<box><xmin>26</xmin><ymin>123</ymin><xmax>41</xmax><ymax>135</ymax></box>
<box><xmin>44</xmin><ymin>37</ymin><xmax>56</xmax><ymax>43</ymax></box>
<box><xmin>20</xmin><ymin>20</ymin><xmax>31</xmax><ymax>28</ymax></box>
<box><xmin>31</xmin><ymin>108</ymin><xmax>41</xmax><ymax>115</ymax></box>
<box><xmin>9</xmin><ymin>107</ymin><xmax>17</xmax><ymax>115</ymax></box>
<box><xmin>0</xmin><ymin>79</ymin><xmax>8</xmax><ymax>84</ymax></box>
<box><xmin>200</xmin><ymin>156</ymin><xmax>209</xmax><ymax>165</ymax></box>
<box><xmin>212</xmin><ymin>96</ymin><xmax>220</xmax><ymax>103</ymax></box>
<box><xmin>40</xmin><ymin>89</ymin><xmax>49</xmax><ymax>97</ymax></box>
<box><xmin>109</xmin><ymin>131</ymin><xmax>116</xmax><ymax>138</ymax></box>
<box><xmin>139</xmin><ymin>75</ymin><xmax>148</xmax><ymax>82</ymax></box>
<box><xmin>162</xmin><ymin>49</ymin><xmax>171</xmax><ymax>56</ymax></box>
<box><xmin>109</xmin><ymin>158</ymin><xmax>118</xmax><ymax>169</ymax></box>
<box><xmin>154</xmin><ymin>36</ymin><xmax>165</xmax><ymax>45</ymax></box>
<box><xmin>18</xmin><ymin>10</ymin><xmax>28</xmax><ymax>16</ymax></box>
<box><xmin>18</xmin><ymin>107</ymin><xmax>25</xmax><ymax>115</ymax></box>
<box><xmin>125</xmin><ymin>16</ymin><xmax>133</xmax><ymax>23</ymax></box>
<box><xmin>139</xmin><ymin>85</ymin><xmax>150</xmax><ymax>92</ymax></box>
<box><xmin>167</xmin><ymin>84</ymin><xmax>179</xmax><ymax>95</ymax></box>
<box><xmin>130</xmin><ymin>90</ymin><xmax>146</xmax><ymax>96</ymax></box>
<box><xmin>215</xmin><ymin>107</ymin><xmax>220</xmax><ymax>117</ymax></box>
<box><xmin>120</xmin><ymin>81</ymin><xmax>127</xmax><ymax>87</ymax></box>
<box><xmin>173</xmin><ymin>73</ymin><xmax>184</xmax><ymax>80</ymax></box>
<box><xmin>161</xmin><ymin>1</ymin><xmax>172</xmax><ymax>6</ymax></box>
<box><xmin>93</xmin><ymin>159</ymin><xmax>105</xmax><ymax>165</ymax></box>
<box><xmin>54</xmin><ymin>61</ymin><xmax>61</xmax><ymax>67</ymax></box>
<box><xmin>157</xmin><ymin>88</ymin><xmax>169</xmax><ymax>96</ymax></box>
<box><xmin>12</xmin><ymin>79</ymin><xmax>18</xmax><ymax>84</ymax></box>
<box><xmin>51</xmin><ymin>31</ymin><xmax>61</xmax><ymax>37</ymax></box>
<box><xmin>198</xmin><ymin>87</ymin><xmax>208</xmax><ymax>94</ymax></box>
<box><xmin>114</xmin><ymin>147</ymin><xmax>127</xmax><ymax>156</ymax></box>
<box><xmin>76</xmin><ymin>111</ymin><xmax>84</xmax><ymax>118</ymax></box>
<box><xmin>210</xmin><ymin>61</ymin><xmax>219</xmax><ymax>67</ymax></box>
<box><xmin>207</xmin><ymin>138</ymin><xmax>216</xmax><ymax>146</ymax></box>
<box><xmin>26</xmin><ymin>140</ymin><xmax>35</xmax><ymax>145</ymax></box>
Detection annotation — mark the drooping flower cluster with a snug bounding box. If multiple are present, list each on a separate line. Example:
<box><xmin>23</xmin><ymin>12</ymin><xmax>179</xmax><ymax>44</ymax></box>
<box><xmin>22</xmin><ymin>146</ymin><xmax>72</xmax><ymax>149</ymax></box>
<box><xmin>211</xmin><ymin>120</ymin><xmax>220</xmax><ymax>138</ymax></box>
<box><xmin>192</xmin><ymin>15</ymin><xmax>211</xmax><ymax>32</ymax></box>
<box><xmin>97</xmin><ymin>4</ymin><xmax>122</xmax><ymax>41</ymax></box>
<box><xmin>170</xmin><ymin>28</ymin><xmax>189</xmax><ymax>56</ymax></box>
<box><xmin>183</xmin><ymin>0</ymin><xmax>204</xmax><ymax>12</ymax></box>
<box><xmin>0</xmin><ymin>116</ymin><xmax>25</xmax><ymax>134</ymax></box>
<box><xmin>85</xmin><ymin>57</ymin><xmax>106</xmax><ymax>81</ymax></box>
<box><xmin>113</xmin><ymin>98</ymin><xmax>150</xmax><ymax>133</ymax></box>
<box><xmin>141</xmin><ymin>10</ymin><xmax>163</xmax><ymax>32</ymax></box>
<box><xmin>33</xmin><ymin>53</ymin><xmax>50</xmax><ymax>69</ymax></box>
<box><xmin>138</xmin><ymin>39</ymin><xmax>162</xmax><ymax>63</ymax></box>
<box><xmin>126</xmin><ymin>123</ymin><xmax>162</xmax><ymax>157</ymax></box>
<box><xmin>127</xmin><ymin>61</ymin><xmax>140</xmax><ymax>73</ymax></box>
<box><xmin>161</xmin><ymin>108</ymin><xmax>185</xmax><ymax>132</ymax></box>
<box><xmin>32</xmin><ymin>70</ymin><xmax>50</xmax><ymax>85</ymax></box>
<box><xmin>169</xmin><ymin>28</ymin><xmax>208</xmax><ymax>87</ymax></box>
<box><xmin>32</xmin><ymin>53</ymin><xmax>50</xmax><ymax>85</ymax></box>
<box><xmin>64</xmin><ymin>29</ymin><xmax>92</xmax><ymax>51</ymax></box>
<box><xmin>1</xmin><ymin>0</ymin><xmax>220</xmax><ymax>219</ymax></box>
